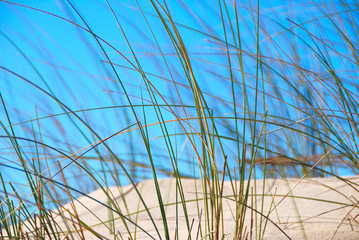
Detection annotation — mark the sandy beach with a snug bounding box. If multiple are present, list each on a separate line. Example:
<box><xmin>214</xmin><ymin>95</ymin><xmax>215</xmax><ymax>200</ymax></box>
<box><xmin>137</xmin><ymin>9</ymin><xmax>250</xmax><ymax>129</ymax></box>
<box><xmin>49</xmin><ymin>176</ymin><xmax>359</xmax><ymax>240</ymax></box>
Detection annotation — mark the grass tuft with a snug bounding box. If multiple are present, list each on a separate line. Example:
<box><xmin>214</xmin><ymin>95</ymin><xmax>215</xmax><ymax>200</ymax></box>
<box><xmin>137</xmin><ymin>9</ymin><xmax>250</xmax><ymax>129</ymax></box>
<box><xmin>1</xmin><ymin>0</ymin><xmax>359</xmax><ymax>239</ymax></box>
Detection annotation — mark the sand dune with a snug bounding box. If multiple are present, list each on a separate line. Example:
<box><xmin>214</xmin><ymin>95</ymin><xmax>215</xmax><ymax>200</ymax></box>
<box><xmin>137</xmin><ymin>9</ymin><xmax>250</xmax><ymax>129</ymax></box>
<box><xmin>45</xmin><ymin>177</ymin><xmax>359</xmax><ymax>239</ymax></box>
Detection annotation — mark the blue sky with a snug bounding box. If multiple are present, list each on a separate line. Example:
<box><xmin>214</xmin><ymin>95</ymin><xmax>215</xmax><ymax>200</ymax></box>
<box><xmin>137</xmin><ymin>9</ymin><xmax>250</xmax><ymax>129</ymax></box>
<box><xmin>0</xmin><ymin>0</ymin><xmax>358</xmax><ymax>198</ymax></box>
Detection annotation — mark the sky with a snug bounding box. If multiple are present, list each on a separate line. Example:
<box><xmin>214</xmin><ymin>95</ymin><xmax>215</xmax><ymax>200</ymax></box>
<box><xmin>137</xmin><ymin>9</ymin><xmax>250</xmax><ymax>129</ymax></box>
<box><xmin>0</xmin><ymin>0</ymin><xmax>358</xmax><ymax>200</ymax></box>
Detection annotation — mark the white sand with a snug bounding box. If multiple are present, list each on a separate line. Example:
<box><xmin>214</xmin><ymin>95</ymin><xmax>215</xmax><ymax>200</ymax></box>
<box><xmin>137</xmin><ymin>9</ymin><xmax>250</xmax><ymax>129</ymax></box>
<box><xmin>47</xmin><ymin>177</ymin><xmax>359</xmax><ymax>239</ymax></box>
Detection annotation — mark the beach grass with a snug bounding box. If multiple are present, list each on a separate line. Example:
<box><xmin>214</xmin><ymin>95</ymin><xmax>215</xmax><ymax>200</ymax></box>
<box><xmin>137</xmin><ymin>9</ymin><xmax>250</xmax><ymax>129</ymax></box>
<box><xmin>0</xmin><ymin>0</ymin><xmax>359</xmax><ymax>239</ymax></box>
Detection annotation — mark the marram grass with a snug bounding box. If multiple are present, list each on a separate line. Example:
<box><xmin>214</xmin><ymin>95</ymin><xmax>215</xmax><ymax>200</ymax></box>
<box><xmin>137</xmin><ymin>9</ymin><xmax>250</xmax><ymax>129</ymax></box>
<box><xmin>0</xmin><ymin>0</ymin><xmax>359</xmax><ymax>239</ymax></box>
